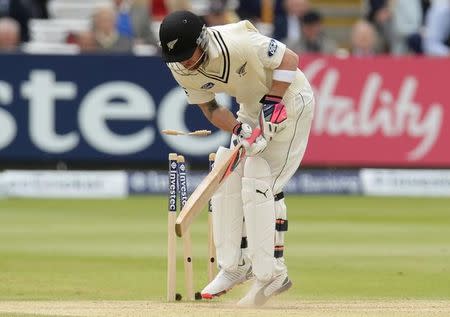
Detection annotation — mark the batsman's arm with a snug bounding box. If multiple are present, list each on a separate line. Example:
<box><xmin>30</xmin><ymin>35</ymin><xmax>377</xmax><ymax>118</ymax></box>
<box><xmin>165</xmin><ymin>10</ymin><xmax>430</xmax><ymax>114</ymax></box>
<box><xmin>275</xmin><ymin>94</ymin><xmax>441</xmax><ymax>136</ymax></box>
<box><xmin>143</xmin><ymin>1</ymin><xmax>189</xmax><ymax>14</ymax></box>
<box><xmin>256</xmin><ymin>48</ymin><xmax>299</xmax><ymax>142</ymax></box>
<box><xmin>267</xmin><ymin>47</ymin><xmax>299</xmax><ymax>98</ymax></box>
<box><xmin>198</xmin><ymin>99</ymin><xmax>239</xmax><ymax>133</ymax></box>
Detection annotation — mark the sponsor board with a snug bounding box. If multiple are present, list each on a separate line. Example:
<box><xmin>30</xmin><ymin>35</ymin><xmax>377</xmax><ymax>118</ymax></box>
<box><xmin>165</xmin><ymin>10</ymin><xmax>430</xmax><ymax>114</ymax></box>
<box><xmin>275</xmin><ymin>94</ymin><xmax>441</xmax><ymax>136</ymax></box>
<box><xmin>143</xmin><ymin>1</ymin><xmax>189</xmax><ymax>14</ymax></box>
<box><xmin>360</xmin><ymin>169</ymin><xmax>450</xmax><ymax>197</ymax></box>
<box><xmin>127</xmin><ymin>170</ymin><xmax>362</xmax><ymax>195</ymax></box>
<box><xmin>1</xmin><ymin>168</ymin><xmax>447</xmax><ymax>198</ymax></box>
<box><xmin>0</xmin><ymin>55</ymin><xmax>232</xmax><ymax>163</ymax></box>
<box><xmin>2</xmin><ymin>170</ymin><xmax>127</xmax><ymax>198</ymax></box>
<box><xmin>0</xmin><ymin>54</ymin><xmax>449</xmax><ymax>167</ymax></box>
<box><xmin>300</xmin><ymin>56</ymin><xmax>449</xmax><ymax>167</ymax></box>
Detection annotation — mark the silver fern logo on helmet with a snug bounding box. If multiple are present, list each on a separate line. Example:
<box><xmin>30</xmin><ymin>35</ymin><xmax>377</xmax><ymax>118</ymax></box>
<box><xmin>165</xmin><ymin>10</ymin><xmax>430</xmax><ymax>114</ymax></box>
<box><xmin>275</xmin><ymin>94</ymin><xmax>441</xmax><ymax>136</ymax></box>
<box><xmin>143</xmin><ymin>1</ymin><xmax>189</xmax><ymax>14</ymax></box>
<box><xmin>167</xmin><ymin>38</ymin><xmax>178</xmax><ymax>51</ymax></box>
<box><xmin>168</xmin><ymin>25</ymin><xmax>210</xmax><ymax>76</ymax></box>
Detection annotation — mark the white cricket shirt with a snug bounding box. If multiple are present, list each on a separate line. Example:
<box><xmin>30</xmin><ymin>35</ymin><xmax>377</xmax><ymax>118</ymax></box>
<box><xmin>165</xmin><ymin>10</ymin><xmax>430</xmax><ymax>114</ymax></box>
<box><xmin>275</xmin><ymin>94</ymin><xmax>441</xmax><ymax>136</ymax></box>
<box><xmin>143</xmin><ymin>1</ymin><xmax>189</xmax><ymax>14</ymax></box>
<box><xmin>169</xmin><ymin>20</ymin><xmax>309</xmax><ymax>125</ymax></box>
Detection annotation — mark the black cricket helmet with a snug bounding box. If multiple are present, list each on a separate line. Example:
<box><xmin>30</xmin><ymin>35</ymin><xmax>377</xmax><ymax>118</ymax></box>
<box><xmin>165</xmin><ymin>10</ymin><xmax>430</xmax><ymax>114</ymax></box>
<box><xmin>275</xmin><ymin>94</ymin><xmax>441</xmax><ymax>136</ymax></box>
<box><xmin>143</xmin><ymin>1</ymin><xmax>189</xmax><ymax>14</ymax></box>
<box><xmin>159</xmin><ymin>10</ymin><xmax>206</xmax><ymax>63</ymax></box>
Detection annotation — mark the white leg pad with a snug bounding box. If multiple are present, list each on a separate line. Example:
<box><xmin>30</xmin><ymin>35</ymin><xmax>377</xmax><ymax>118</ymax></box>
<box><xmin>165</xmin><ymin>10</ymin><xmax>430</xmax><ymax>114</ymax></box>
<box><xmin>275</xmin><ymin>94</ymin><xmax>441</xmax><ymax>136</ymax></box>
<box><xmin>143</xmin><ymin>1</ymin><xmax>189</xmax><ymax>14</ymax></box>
<box><xmin>211</xmin><ymin>146</ymin><xmax>244</xmax><ymax>272</ymax></box>
<box><xmin>242</xmin><ymin>156</ymin><xmax>276</xmax><ymax>282</ymax></box>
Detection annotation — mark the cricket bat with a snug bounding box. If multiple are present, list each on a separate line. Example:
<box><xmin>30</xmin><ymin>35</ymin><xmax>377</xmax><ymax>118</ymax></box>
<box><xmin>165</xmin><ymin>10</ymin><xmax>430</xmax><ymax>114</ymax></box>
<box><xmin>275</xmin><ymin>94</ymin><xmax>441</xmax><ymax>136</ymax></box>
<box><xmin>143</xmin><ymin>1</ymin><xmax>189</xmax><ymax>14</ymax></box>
<box><xmin>175</xmin><ymin>144</ymin><xmax>245</xmax><ymax>237</ymax></box>
<box><xmin>174</xmin><ymin>128</ymin><xmax>261</xmax><ymax>237</ymax></box>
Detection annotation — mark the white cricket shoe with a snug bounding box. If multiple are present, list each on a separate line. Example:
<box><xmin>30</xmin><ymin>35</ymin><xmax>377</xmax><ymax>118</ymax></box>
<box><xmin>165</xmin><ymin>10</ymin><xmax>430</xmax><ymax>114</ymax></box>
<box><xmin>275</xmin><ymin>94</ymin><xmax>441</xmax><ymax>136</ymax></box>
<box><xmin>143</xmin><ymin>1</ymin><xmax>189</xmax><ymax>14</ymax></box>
<box><xmin>201</xmin><ymin>259</ymin><xmax>253</xmax><ymax>299</ymax></box>
<box><xmin>237</xmin><ymin>272</ymin><xmax>292</xmax><ymax>307</ymax></box>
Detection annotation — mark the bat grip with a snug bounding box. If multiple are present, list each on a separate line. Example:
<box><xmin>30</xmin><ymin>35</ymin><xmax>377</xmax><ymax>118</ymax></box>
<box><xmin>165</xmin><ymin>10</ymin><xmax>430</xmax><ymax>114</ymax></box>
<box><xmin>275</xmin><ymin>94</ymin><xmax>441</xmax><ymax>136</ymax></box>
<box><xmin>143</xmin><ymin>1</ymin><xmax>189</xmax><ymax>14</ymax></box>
<box><xmin>246</xmin><ymin>127</ymin><xmax>261</xmax><ymax>145</ymax></box>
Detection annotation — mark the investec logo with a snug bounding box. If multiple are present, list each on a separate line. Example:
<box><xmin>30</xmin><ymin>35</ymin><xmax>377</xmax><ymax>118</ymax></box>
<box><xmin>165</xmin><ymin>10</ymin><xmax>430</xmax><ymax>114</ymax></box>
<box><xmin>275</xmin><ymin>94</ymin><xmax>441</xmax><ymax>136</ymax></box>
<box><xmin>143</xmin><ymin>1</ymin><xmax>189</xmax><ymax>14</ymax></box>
<box><xmin>178</xmin><ymin>162</ymin><xmax>187</xmax><ymax>207</ymax></box>
<box><xmin>0</xmin><ymin>69</ymin><xmax>231</xmax><ymax>157</ymax></box>
<box><xmin>168</xmin><ymin>161</ymin><xmax>177</xmax><ymax>211</ymax></box>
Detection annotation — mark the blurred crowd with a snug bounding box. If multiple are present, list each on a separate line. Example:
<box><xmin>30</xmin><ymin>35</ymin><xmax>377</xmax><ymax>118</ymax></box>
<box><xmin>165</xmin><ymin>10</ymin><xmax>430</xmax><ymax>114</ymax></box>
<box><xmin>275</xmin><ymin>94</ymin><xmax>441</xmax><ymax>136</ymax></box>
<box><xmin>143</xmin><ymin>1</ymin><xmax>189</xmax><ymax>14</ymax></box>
<box><xmin>0</xmin><ymin>0</ymin><xmax>449</xmax><ymax>56</ymax></box>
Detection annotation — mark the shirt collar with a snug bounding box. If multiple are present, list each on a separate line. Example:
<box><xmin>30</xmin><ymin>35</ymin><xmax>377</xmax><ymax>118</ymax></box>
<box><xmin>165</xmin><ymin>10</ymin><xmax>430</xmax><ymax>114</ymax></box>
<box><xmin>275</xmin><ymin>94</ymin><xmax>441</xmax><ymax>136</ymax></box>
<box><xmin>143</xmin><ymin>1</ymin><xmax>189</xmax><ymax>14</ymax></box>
<box><xmin>206</xmin><ymin>28</ymin><xmax>220</xmax><ymax>60</ymax></box>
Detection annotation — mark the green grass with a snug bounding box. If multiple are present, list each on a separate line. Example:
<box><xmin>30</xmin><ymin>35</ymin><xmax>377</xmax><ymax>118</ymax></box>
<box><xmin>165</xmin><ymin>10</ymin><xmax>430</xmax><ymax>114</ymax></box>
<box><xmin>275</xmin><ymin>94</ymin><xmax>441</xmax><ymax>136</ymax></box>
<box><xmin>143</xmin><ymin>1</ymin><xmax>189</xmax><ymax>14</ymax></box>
<box><xmin>0</xmin><ymin>196</ymin><xmax>449</xmax><ymax>301</ymax></box>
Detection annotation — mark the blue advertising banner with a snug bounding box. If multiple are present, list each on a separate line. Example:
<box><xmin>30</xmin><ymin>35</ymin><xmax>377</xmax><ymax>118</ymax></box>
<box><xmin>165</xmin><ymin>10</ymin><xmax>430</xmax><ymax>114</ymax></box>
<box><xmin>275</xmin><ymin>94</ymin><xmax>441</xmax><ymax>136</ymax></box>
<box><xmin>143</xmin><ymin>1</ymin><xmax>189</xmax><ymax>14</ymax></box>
<box><xmin>127</xmin><ymin>169</ymin><xmax>362</xmax><ymax>195</ymax></box>
<box><xmin>0</xmin><ymin>54</ymin><xmax>237</xmax><ymax>163</ymax></box>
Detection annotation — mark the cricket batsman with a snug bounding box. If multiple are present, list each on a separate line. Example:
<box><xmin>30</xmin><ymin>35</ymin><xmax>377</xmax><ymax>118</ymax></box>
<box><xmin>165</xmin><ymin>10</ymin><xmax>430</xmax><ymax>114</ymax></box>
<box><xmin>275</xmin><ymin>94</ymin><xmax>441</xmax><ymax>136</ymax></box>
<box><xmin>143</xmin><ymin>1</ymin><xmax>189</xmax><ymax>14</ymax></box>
<box><xmin>159</xmin><ymin>10</ymin><xmax>315</xmax><ymax>306</ymax></box>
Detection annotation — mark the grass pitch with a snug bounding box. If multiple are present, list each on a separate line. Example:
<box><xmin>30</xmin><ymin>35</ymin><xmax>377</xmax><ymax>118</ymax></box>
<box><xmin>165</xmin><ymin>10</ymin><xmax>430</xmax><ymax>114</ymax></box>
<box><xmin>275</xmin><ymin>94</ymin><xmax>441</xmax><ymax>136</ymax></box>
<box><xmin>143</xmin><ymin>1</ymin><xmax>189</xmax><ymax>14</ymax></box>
<box><xmin>0</xmin><ymin>196</ymin><xmax>449</xmax><ymax>316</ymax></box>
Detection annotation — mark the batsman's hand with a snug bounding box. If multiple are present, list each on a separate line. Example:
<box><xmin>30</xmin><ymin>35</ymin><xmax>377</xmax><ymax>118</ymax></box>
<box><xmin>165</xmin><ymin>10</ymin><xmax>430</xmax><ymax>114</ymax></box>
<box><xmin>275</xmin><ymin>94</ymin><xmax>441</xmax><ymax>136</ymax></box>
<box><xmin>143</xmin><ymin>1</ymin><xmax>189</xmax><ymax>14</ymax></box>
<box><xmin>260</xmin><ymin>95</ymin><xmax>288</xmax><ymax>141</ymax></box>
<box><xmin>233</xmin><ymin>122</ymin><xmax>267</xmax><ymax>156</ymax></box>
<box><xmin>233</xmin><ymin>122</ymin><xmax>252</xmax><ymax>139</ymax></box>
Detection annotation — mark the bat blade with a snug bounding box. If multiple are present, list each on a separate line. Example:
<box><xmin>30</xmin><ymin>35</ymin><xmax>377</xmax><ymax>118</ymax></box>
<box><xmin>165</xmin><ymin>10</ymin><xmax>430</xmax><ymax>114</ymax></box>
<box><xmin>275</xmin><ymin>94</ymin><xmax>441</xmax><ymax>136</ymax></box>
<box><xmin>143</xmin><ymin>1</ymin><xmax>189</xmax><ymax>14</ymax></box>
<box><xmin>175</xmin><ymin>144</ymin><xmax>245</xmax><ymax>237</ymax></box>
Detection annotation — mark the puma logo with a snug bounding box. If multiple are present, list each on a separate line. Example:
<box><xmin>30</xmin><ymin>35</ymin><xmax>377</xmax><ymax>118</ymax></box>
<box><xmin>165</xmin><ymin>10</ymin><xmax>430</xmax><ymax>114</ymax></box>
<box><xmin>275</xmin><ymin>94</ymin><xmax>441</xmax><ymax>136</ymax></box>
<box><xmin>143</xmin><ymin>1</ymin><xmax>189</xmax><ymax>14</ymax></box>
<box><xmin>256</xmin><ymin>189</ymin><xmax>268</xmax><ymax>198</ymax></box>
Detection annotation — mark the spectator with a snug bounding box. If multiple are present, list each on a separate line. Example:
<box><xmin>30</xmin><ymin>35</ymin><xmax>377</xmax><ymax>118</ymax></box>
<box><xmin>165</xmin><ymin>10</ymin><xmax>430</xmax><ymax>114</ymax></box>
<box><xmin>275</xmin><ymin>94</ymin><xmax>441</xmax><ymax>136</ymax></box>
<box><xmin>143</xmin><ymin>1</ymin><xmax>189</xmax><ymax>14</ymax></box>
<box><xmin>114</xmin><ymin>0</ymin><xmax>158</xmax><ymax>46</ymax></box>
<box><xmin>76</xmin><ymin>30</ymin><xmax>97</xmax><ymax>53</ymax></box>
<box><xmin>365</xmin><ymin>0</ymin><xmax>391</xmax><ymax>52</ymax></box>
<box><xmin>366</xmin><ymin>0</ymin><xmax>390</xmax><ymax>25</ymax></box>
<box><xmin>151</xmin><ymin>0</ymin><xmax>168</xmax><ymax>20</ymax></box>
<box><xmin>92</xmin><ymin>6</ymin><xmax>133</xmax><ymax>53</ymax></box>
<box><xmin>0</xmin><ymin>0</ymin><xmax>31</xmax><ymax>42</ymax></box>
<box><xmin>390</xmin><ymin>0</ymin><xmax>422</xmax><ymax>55</ymax></box>
<box><xmin>366</xmin><ymin>0</ymin><xmax>423</xmax><ymax>55</ymax></box>
<box><xmin>0</xmin><ymin>17</ymin><xmax>20</xmax><ymax>52</ymax></box>
<box><xmin>236</xmin><ymin>0</ymin><xmax>261</xmax><ymax>23</ymax></box>
<box><xmin>25</xmin><ymin>0</ymin><xmax>49</xmax><ymax>19</ymax></box>
<box><xmin>151</xmin><ymin>0</ymin><xmax>191</xmax><ymax>21</ymax></box>
<box><xmin>421</xmin><ymin>0</ymin><xmax>432</xmax><ymax>19</ymax></box>
<box><xmin>406</xmin><ymin>0</ymin><xmax>444</xmax><ymax>55</ymax></box>
<box><xmin>164</xmin><ymin>0</ymin><xmax>191</xmax><ymax>12</ymax></box>
<box><xmin>423</xmin><ymin>0</ymin><xmax>450</xmax><ymax>56</ymax></box>
<box><xmin>203</xmin><ymin>0</ymin><xmax>239</xmax><ymax>26</ymax></box>
<box><xmin>289</xmin><ymin>10</ymin><xmax>336</xmax><ymax>54</ymax></box>
<box><xmin>351</xmin><ymin>19</ymin><xmax>379</xmax><ymax>57</ymax></box>
<box><xmin>274</xmin><ymin>0</ymin><xmax>310</xmax><ymax>47</ymax></box>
